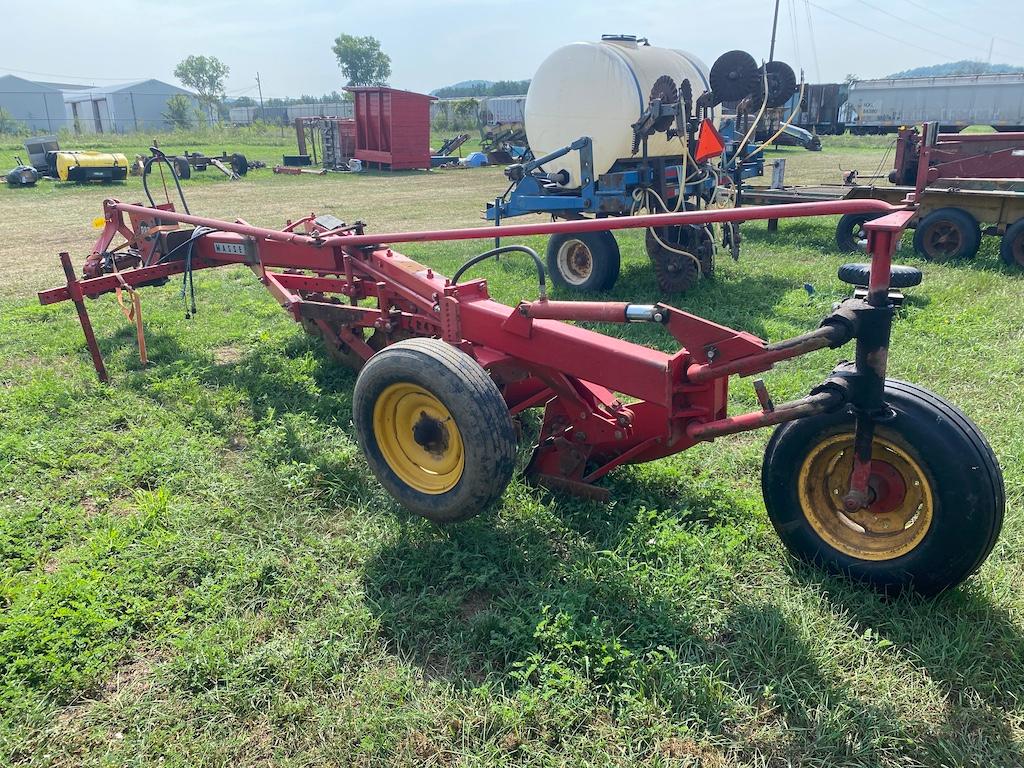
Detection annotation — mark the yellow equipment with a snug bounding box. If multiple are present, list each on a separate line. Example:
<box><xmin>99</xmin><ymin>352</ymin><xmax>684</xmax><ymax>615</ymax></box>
<box><xmin>53</xmin><ymin>151</ymin><xmax>129</xmax><ymax>183</ymax></box>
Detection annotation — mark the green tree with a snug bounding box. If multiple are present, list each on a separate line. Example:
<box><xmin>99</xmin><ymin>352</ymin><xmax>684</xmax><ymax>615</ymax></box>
<box><xmin>0</xmin><ymin>107</ymin><xmax>26</xmax><ymax>135</ymax></box>
<box><xmin>452</xmin><ymin>98</ymin><xmax>478</xmax><ymax>129</ymax></box>
<box><xmin>163</xmin><ymin>94</ymin><xmax>195</xmax><ymax>129</ymax></box>
<box><xmin>173</xmin><ymin>55</ymin><xmax>230</xmax><ymax>121</ymax></box>
<box><xmin>233</xmin><ymin>96</ymin><xmax>256</xmax><ymax>107</ymax></box>
<box><xmin>331</xmin><ymin>34</ymin><xmax>391</xmax><ymax>86</ymax></box>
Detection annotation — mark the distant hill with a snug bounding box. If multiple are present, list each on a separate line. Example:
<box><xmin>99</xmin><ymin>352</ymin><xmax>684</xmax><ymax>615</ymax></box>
<box><xmin>886</xmin><ymin>60</ymin><xmax>1024</xmax><ymax>78</ymax></box>
<box><xmin>431</xmin><ymin>79</ymin><xmax>530</xmax><ymax>99</ymax></box>
<box><xmin>430</xmin><ymin>80</ymin><xmax>492</xmax><ymax>96</ymax></box>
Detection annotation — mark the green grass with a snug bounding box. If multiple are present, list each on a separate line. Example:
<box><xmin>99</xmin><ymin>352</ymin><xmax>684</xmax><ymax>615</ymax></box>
<box><xmin>1</xmin><ymin>136</ymin><xmax>1023</xmax><ymax>766</ymax></box>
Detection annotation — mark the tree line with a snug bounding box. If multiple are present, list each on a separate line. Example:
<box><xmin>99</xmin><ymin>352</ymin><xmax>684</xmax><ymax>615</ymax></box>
<box><xmin>164</xmin><ymin>35</ymin><xmax>519</xmax><ymax>130</ymax></box>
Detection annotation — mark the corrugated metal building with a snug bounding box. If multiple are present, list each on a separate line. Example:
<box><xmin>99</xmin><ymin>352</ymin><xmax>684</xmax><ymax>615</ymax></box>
<box><xmin>63</xmin><ymin>79</ymin><xmax>201</xmax><ymax>133</ymax></box>
<box><xmin>0</xmin><ymin>75</ymin><xmax>67</xmax><ymax>131</ymax></box>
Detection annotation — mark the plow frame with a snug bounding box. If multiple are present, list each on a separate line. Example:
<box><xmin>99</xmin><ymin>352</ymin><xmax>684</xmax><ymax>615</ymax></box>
<box><xmin>39</xmin><ymin>197</ymin><xmax>913</xmax><ymax>499</ymax></box>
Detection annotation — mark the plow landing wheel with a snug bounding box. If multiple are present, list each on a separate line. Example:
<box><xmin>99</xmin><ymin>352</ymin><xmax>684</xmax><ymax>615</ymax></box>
<box><xmin>912</xmin><ymin>208</ymin><xmax>981</xmax><ymax>262</ymax></box>
<box><xmin>762</xmin><ymin>380</ymin><xmax>1003</xmax><ymax>596</ymax></box>
<box><xmin>546</xmin><ymin>231</ymin><xmax>620</xmax><ymax>292</ymax></box>
<box><xmin>353</xmin><ymin>338</ymin><xmax>516</xmax><ymax>522</ymax></box>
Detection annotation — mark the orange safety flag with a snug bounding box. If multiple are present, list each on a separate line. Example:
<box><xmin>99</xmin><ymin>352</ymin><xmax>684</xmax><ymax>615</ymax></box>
<box><xmin>694</xmin><ymin>118</ymin><xmax>726</xmax><ymax>163</ymax></box>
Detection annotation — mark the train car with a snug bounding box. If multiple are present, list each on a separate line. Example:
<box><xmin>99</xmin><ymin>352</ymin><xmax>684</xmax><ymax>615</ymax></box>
<box><xmin>477</xmin><ymin>95</ymin><xmax>529</xmax><ymax>163</ymax></box>
<box><xmin>782</xmin><ymin>83</ymin><xmax>848</xmax><ymax>135</ymax></box>
<box><xmin>841</xmin><ymin>73</ymin><xmax>1024</xmax><ymax>134</ymax></box>
<box><xmin>478</xmin><ymin>95</ymin><xmax>526</xmax><ymax>127</ymax></box>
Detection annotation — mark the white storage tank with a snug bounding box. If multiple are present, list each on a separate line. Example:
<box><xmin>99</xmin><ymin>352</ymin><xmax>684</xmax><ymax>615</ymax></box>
<box><xmin>525</xmin><ymin>36</ymin><xmax>714</xmax><ymax>187</ymax></box>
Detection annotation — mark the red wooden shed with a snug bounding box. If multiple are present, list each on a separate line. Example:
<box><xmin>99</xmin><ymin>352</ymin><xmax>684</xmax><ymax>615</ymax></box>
<box><xmin>345</xmin><ymin>87</ymin><xmax>435</xmax><ymax>171</ymax></box>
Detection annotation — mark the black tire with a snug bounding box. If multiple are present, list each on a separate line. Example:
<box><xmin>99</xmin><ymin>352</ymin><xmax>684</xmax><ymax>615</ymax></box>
<box><xmin>837</xmin><ymin>262</ymin><xmax>922</xmax><ymax>288</ymax></box>
<box><xmin>835</xmin><ymin>213</ymin><xmax>878</xmax><ymax>253</ymax></box>
<box><xmin>546</xmin><ymin>231</ymin><xmax>620</xmax><ymax>291</ymax></box>
<box><xmin>912</xmin><ymin>207</ymin><xmax>981</xmax><ymax>262</ymax></box>
<box><xmin>352</xmin><ymin>338</ymin><xmax>516</xmax><ymax>523</ymax></box>
<box><xmin>231</xmin><ymin>153</ymin><xmax>249</xmax><ymax>176</ymax></box>
<box><xmin>173</xmin><ymin>156</ymin><xmax>191</xmax><ymax>180</ymax></box>
<box><xmin>999</xmin><ymin>218</ymin><xmax>1024</xmax><ymax>268</ymax></box>
<box><xmin>762</xmin><ymin>380</ymin><xmax>1004</xmax><ymax>596</ymax></box>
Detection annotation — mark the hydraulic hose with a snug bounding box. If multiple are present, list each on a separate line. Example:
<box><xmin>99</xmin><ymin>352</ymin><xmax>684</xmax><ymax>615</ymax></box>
<box><xmin>142</xmin><ymin>150</ymin><xmax>190</xmax><ymax>215</ymax></box>
<box><xmin>451</xmin><ymin>245</ymin><xmax>547</xmax><ymax>300</ymax></box>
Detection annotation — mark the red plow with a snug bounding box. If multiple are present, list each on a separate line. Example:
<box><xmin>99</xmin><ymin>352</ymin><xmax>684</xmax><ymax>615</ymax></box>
<box><xmin>39</xmin><ymin>193</ymin><xmax>1004</xmax><ymax>596</ymax></box>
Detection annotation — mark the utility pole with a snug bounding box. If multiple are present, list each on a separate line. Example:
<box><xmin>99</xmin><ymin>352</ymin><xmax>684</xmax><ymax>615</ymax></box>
<box><xmin>256</xmin><ymin>72</ymin><xmax>265</xmax><ymax>119</ymax></box>
<box><xmin>987</xmin><ymin>38</ymin><xmax>994</xmax><ymax>64</ymax></box>
<box><xmin>769</xmin><ymin>0</ymin><xmax>781</xmax><ymax>62</ymax></box>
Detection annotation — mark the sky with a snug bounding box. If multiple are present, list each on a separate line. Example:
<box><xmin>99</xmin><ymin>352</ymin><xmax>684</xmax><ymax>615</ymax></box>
<box><xmin>3</xmin><ymin>0</ymin><xmax>1023</xmax><ymax>97</ymax></box>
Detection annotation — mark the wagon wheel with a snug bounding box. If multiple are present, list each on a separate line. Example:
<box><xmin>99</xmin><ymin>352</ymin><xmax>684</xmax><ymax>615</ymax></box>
<box><xmin>912</xmin><ymin>208</ymin><xmax>981</xmax><ymax>262</ymax></box>
<box><xmin>352</xmin><ymin>338</ymin><xmax>516</xmax><ymax>522</ymax></box>
<box><xmin>645</xmin><ymin>224</ymin><xmax>714</xmax><ymax>293</ymax></box>
<box><xmin>762</xmin><ymin>380</ymin><xmax>1004</xmax><ymax>596</ymax></box>
<box><xmin>835</xmin><ymin>213</ymin><xmax>879</xmax><ymax>253</ymax></box>
<box><xmin>999</xmin><ymin>219</ymin><xmax>1024</xmax><ymax>268</ymax></box>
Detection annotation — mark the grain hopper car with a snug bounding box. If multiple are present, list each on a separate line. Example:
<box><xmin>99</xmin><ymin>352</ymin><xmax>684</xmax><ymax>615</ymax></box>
<box><xmin>842</xmin><ymin>73</ymin><xmax>1024</xmax><ymax>135</ymax></box>
<box><xmin>486</xmin><ymin>37</ymin><xmax>799</xmax><ymax>294</ymax></box>
<box><xmin>478</xmin><ymin>96</ymin><xmax>530</xmax><ymax>164</ymax></box>
<box><xmin>36</xmin><ymin>154</ymin><xmax>1005</xmax><ymax>596</ymax></box>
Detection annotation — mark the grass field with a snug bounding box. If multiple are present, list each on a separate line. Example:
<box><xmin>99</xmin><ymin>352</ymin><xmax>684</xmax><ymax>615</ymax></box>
<box><xmin>1</xmin><ymin>130</ymin><xmax>1022</xmax><ymax>766</ymax></box>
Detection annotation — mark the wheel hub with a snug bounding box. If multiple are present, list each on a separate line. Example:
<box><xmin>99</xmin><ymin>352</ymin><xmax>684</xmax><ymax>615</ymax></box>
<box><xmin>373</xmin><ymin>383</ymin><xmax>464</xmax><ymax>494</ymax></box>
<box><xmin>798</xmin><ymin>433</ymin><xmax>933</xmax><ymax>560</ymax></box>
<box><xmin>412</xmin><ymin>411</ymin><xmax>450</xmax><ymax>456</ymax></box>
<box><xmin>558</xmin><ymin>240</ymin><xmax>593</xmax><ymax>284</ymax></box>
<box><xmin>924</xmin><ymin>222</ymin><xmax>962</xmax><ymax>259</ymax></box>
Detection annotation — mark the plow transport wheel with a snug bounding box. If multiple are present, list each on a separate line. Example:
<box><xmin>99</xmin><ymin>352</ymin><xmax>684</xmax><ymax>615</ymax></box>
<box><xmin>353</xmin><ymin>338</ymin><xmax>516</xmax><ymax>522</ymax></box>
<box><xmin>762</xmin><ymin>380</ymin><xmax>1003</xmax><ymax>596</ymax></box>
<box><xmin>546</xmin><ymin>231</ymin><xmax>620</xmax><ymax>292</ymax></box>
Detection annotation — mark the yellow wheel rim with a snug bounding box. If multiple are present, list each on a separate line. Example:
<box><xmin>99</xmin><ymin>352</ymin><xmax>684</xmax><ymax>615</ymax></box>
<box><xmin>372</xmin><ymin>383</ymin><xmax>464</xmax><ymax>494</ymax></box>
<box><xmin>797</xmin><ymin>433</ymin><xmax>933</xmax><ymax>561</ymax></box>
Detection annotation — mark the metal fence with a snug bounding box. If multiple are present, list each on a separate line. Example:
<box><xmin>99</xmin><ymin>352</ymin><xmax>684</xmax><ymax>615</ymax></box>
<box><xmin>0</xmin><ymin>90</ymin><xmax>215</xmax><ymax>134</ymax></box>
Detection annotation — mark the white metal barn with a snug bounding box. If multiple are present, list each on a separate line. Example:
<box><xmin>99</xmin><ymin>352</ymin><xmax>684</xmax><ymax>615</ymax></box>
<box><xmin>0</xmin><ymin>75</ymin><xmax>66</xmax><ymax>132</ymax></box>
<box><xmin>62</xmin><ymin>79</ymin><xmax>201</xmax><ymax>133</ymax></box>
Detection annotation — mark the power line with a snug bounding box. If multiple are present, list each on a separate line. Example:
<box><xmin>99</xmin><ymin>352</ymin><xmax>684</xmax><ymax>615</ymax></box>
<box><xmin>900</xmin><ymin>0</ymin><xmax>1024</xmax><ymax>53</ymax></box>
<box><xmin>805</xmin><ymin>1</ymin><xmax>954</xmax><ymax>61</ymax></box>
<box><xmin>787</xmin><ymin>0</ymin><xmax>803</xmax><ymax>72</ymax></box>
<box><xmin>0</xmin><ymin>65</ymin><xmax>144</xmax><ymax>83</ymax></box>
<box><xmin>802</xmin><ymin>0</ymin><xmax>821</xmax><ymax>82</ymax></box>
<box><xmin>852</xmin><ymin>0</ymin><xmax>1011</xmax><ymax>61</ymax></box>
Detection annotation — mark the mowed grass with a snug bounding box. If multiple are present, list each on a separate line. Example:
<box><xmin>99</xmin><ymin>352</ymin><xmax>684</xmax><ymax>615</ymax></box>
<box><xmin>0</xmin><ymin>134</ymin><xmax>1023</xmax><ymax>766</ymax></box>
